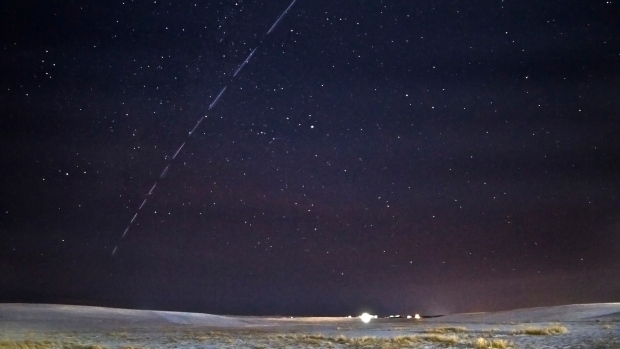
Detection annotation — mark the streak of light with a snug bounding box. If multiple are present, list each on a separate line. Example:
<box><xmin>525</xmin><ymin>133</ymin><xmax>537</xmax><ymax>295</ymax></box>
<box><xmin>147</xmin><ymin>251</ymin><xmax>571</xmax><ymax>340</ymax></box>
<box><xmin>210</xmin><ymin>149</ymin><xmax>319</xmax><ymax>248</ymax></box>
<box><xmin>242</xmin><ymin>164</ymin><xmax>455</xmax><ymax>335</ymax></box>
<box><xmin>189</xmin><ymin>116</ymin><xmax>205</xmax><ymax>135</ymax></box>
<box><xmin>113</xmin><ymin>0</ymin><xmax>299</xmax><ymax>256</ymax></box>
<box><xmin>233</xmin><ymin>47</ymin><xmax>258</xmax><ymax>77</ymax></box>
<box><xmin>208</xmin><ymin>86</ymin><xmax>227</xmax><ymax>110</ymax></box>
<box><xmin>172</xmin><ymin>142</ymin><xmax>185</xmax><ymax>160</ymax></box>
<box><xmin>148</xmin><ymin>182</ymin><xmax>157</xmax><ymax>195</ymax></box>
<box><xmin>160</xmin><ymin>164</ymin><xmax>170</xmax><ymax>179</ymax></box>
<box><xmin>267</xmin><ymin>0</ymin><xmax>298</xmax><ymax>34</ymax></box>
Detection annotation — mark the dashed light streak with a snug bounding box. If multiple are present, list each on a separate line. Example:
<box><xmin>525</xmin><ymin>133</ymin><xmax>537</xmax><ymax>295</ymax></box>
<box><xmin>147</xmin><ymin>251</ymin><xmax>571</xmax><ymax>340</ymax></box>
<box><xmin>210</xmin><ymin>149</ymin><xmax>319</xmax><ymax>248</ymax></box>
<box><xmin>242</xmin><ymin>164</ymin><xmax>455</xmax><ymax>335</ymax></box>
<box><xmin>113</xmin><ymin>0</ymin><xmax>299</xmax><ymax>256</ymax></box>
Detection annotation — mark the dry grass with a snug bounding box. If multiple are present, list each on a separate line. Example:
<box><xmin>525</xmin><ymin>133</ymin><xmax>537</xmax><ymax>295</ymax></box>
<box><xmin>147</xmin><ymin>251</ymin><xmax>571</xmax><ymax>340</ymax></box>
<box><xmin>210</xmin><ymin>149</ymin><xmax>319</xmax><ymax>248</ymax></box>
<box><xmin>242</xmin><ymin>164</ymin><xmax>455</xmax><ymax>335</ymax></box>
<box><xmin>63</xmin><ymin>344</ymin><xmax>106</xmax><ymax>349</ymax></box>
<box><xmin>281</xmin><ymin>333</ymin><xmax>330</xmax><ymax>346</ymax></box>
<box><xmin>514</xmin><ymin>324</ymin><xmax>568</xmax><ymax>335</ymax></box>
<box><xmin>261</xmin><ymin>333</ymin><xmax>460</xmax><ymax>347</ymax></box>
<box><xmin>417</xmin><ymin>334</ymin><xmax>459</xmax><ymax>344</ymax></box>
<box><xmin>0</xmin><ymin>321</ymin><xmax>579</xmax><ymax>349</ymax></box>
<box><xmin>0</xmin><ymin>341</ymin><xmax>107</xmax><ymax>349</ymax></box>
<box><xmin>0</xmin><ymin>332</ymin><xmax>524</xmax><ymax>349</ymax></box>
<box><xmin>350</xmin><ymin>334</ymin><xmax>458</xmax><ymax>346</ymax></box>
<box><xmin>424</xmin><ymin>326</ymin><xmax>468</xmax><ymax>334</ymax></box>
<box><xmin>474</xmin><ymin>337</ymin><xmax>513</xmax><ymax>349</ymax></box>
<box><xmin>162</xmin><ymin>329</ymin><xmax>235</xmax><ymax>344</ymax></box>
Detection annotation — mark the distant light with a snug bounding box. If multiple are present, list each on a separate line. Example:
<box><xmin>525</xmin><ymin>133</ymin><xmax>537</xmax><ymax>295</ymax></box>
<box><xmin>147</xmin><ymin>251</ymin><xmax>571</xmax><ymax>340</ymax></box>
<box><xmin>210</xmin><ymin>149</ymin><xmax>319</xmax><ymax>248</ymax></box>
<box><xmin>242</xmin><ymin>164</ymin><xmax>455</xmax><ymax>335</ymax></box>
<box><xmin>359</xmin><ymin>313</ymin><xmax>373</xmax><ymax>323</ymax></box>
<box><xmin>414</xmin><ymin>314</ymin><xmax>421</xmax><ymax>320</ymax></box>
<box><xmin>406</xmin><ymin>315</ymin><xmax>412</xmax><ymax>319</ymax></box>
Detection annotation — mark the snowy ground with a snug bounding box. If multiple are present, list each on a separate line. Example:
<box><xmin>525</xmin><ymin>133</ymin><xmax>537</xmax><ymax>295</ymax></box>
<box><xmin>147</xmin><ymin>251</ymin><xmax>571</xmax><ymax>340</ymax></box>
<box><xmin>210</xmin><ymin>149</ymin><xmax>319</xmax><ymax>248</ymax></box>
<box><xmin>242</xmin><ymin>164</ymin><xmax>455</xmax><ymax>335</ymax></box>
<box><xmin>1</xmin><ymin>303</ymin><xmax>619</xmax><ymax>348</ymax></box>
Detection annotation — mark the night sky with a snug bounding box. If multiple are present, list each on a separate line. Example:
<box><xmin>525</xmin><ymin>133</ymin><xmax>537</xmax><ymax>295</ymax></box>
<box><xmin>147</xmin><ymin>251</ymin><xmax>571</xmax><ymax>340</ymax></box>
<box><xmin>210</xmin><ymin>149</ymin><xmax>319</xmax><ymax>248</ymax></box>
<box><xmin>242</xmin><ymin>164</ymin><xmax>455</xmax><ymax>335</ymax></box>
<box><xmin>1</xmin><ymin>0</ymin><xmax>619</xmax><ymax>316</ymax></box>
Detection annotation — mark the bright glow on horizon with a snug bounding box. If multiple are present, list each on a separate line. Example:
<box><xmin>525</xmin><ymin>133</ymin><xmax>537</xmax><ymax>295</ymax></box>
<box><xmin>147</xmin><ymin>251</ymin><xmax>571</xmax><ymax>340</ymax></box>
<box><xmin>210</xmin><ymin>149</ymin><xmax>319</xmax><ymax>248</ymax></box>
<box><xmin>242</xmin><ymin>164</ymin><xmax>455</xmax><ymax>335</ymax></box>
<box><xmin>359</xmin><ymin>312</ymin><xmax>373</xmax><ymax>323</ymax></box>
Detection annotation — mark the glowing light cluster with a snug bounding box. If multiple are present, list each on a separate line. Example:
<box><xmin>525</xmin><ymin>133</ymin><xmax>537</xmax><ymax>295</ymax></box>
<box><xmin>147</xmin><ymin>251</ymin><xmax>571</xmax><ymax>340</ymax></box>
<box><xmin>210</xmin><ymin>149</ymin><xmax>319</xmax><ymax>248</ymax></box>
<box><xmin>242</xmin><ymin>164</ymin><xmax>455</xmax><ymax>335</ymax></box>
<box><xmin>359</xmin><ymin>312</ymin><xmax>376</xmax><ymax>323</ymax></box>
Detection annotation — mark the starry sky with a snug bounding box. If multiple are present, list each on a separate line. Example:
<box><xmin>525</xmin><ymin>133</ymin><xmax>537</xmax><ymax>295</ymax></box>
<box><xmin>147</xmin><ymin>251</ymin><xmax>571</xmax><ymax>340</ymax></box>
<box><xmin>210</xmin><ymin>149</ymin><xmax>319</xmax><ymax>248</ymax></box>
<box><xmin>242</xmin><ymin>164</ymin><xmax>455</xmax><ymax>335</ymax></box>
<box><xmin>1</xmin><ymin>0</ymin><xmax>619</xmax><ymax>316</ymax></box>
